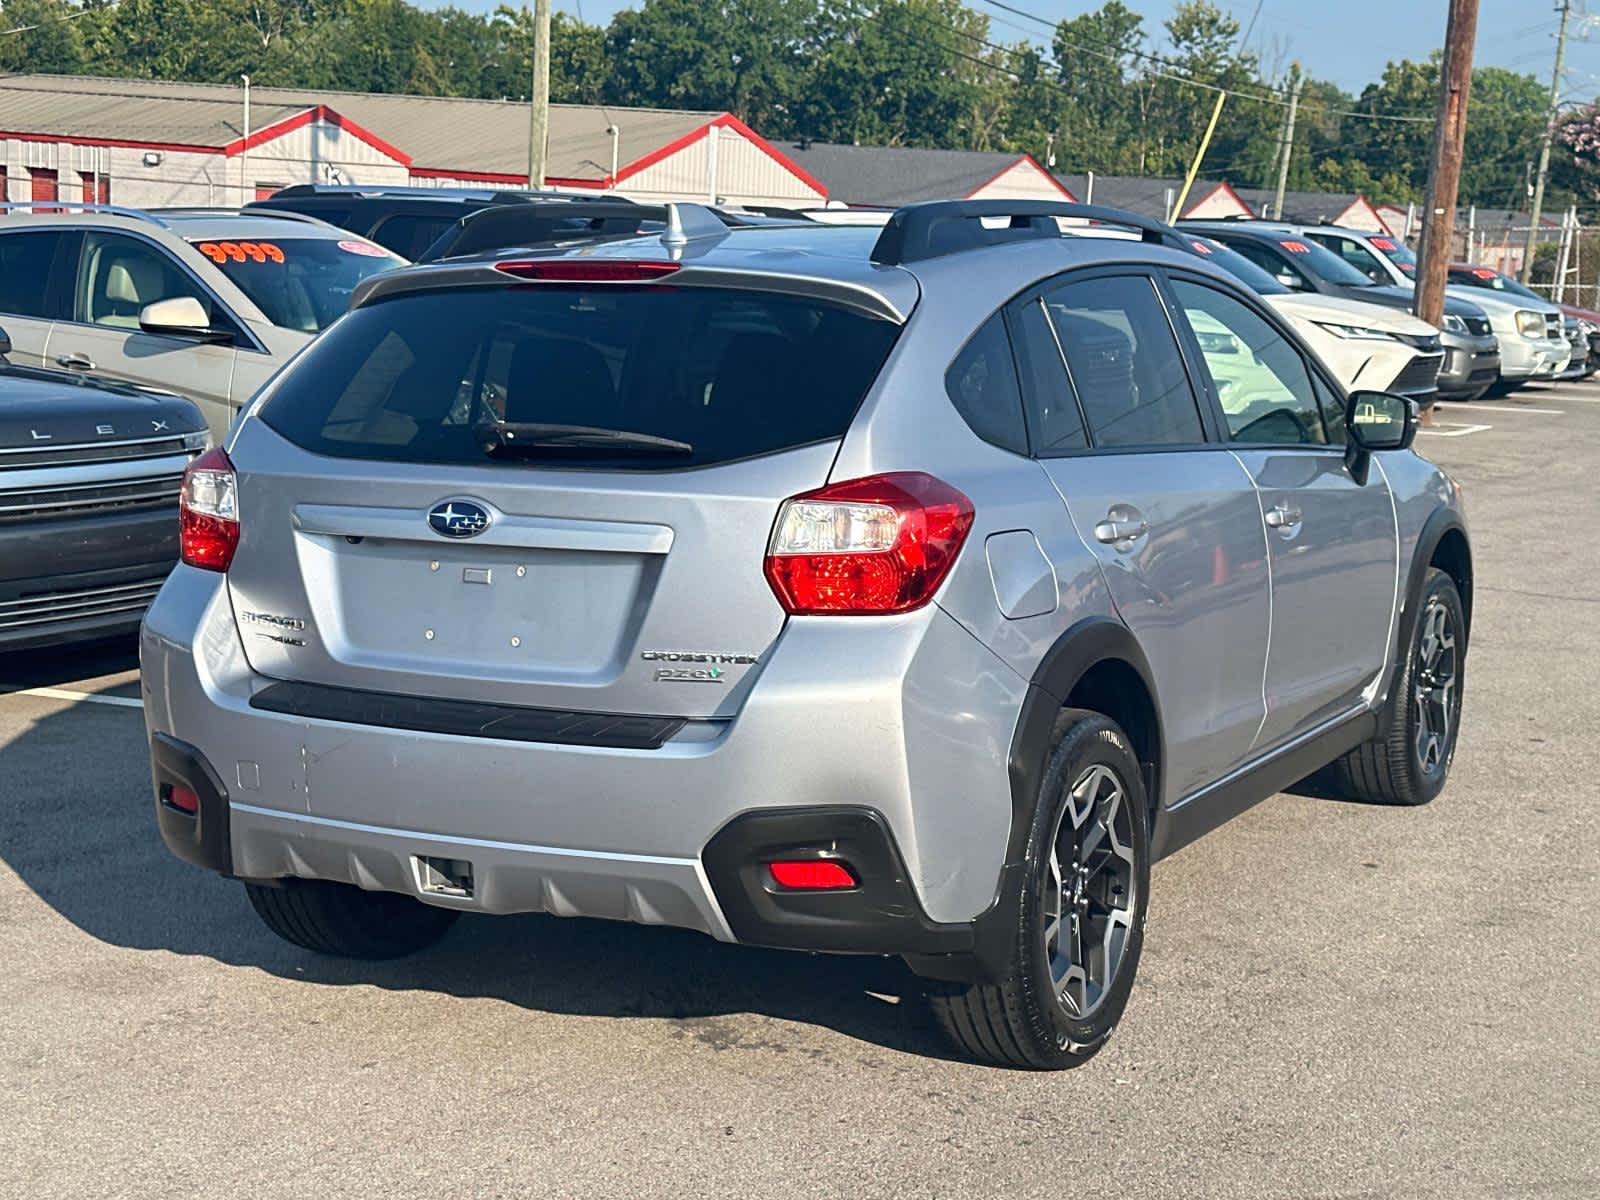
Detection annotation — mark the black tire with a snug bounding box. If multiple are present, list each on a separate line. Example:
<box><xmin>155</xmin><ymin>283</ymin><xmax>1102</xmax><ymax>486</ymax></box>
<box><xmin>245</xmin><ymin>879</ymin><xmax>459</xmax><ymax>960</ymax></box>
<box><xmin>1485</xmin><ymin>378</ymin><xmax>1522</xmax><ymax>398</ymax></box>
<box><xmin>1332</xmin><ymin>567</ymin><xmax>1466</xmax><ymax>806</ymax></box>
<box><xmin>929</xmin><ymin>710</ymin><xmax>1151</xmax><ymax>1069</ymax></box>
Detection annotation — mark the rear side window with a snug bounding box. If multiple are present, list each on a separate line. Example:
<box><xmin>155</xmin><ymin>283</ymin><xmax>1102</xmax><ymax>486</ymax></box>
<box><xmin>1041</xmin><ymin>275</ymin><xmax>1205</xmax><ymax>448</ymax></box>
<box><xmin>945</xmin><ymin>313</ymin><xmax>1027</xmax><ymax>454</ymax></box>
<box><xmin>259</xmin><ymin>285</ymin><xmax>900</xmax><ymax>469</ymax></box>
<box><xmin>0</xmin><ymin>231</ymin><xmax>69</xmax><ymax>319</ymax></box>
<box><xmin>369</xmin><ymin>214</ymin><xmax>453</xmax><ymax>260</ymax></box>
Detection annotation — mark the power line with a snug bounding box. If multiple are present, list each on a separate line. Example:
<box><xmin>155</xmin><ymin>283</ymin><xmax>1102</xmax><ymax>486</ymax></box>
<box><xmin>973</xmin><ymin>0</ymin><xmax>1433</xmax><ymax>123</ymax></box>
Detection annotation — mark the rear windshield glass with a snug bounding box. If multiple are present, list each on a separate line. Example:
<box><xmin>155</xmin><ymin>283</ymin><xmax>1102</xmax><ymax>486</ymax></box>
<box><xmin>188</xmin><ymin>236</ymin><xmax>405</xmax><ymax>333</ymax></box>
<box><xmin>258</xmin><ymin>284</ymin><xmax>900</xmax><ymax>469</ymax></box>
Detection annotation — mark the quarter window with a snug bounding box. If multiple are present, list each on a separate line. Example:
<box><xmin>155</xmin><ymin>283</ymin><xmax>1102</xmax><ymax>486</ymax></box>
<box><xmin>1170</xmin><ymin>279</ymin><xmax>1326</xmax><ymax>446</ymax></box>
<box><xmin>1040</xmin><ymin>274</ymin><xmax>1205</xmax><ymax>448</ymax></box>
<box><xmin>945</xmin><ymin>312</ymin><xmax>1028</xmax><ymax>454</ymax></box>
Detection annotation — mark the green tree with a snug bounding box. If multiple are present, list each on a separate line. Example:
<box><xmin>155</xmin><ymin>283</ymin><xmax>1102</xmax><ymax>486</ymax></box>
<box><xmin>603</xmin><ymin>0</ymin><xmax>818</xmax><ymax>134</ymax></box>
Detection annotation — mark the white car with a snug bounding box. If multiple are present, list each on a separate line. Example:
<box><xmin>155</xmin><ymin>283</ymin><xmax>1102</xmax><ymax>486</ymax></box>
<box><xmin>1300</xmin><ymin>225</ymin><xmax>1570</xmax><ymax>391</ymax></box>
<box><xmin>0</xmin><ymin>204</ymin><xmax>406</xmax><ymax>435</ymax></box>
<box><xmin>1182</xmin><ymin>236</ymin><xmax>1443</xmax><ymax>400</ymax></box>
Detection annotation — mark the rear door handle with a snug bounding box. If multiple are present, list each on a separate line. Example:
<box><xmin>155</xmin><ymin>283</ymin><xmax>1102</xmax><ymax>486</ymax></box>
<box><xmin>1264</xmin><ymin>505</ymin><xmax>1303</xmax><ymax>530</ymax></box>
<box><xmin>1093</xmin><ymin>506</ymin><xmax>1150</xmax><ymax>550</ymax></box>
<box><xmin>55</xmin><ymin>352</ymin><xmax>95</xmax><ymax>370</ymax></box>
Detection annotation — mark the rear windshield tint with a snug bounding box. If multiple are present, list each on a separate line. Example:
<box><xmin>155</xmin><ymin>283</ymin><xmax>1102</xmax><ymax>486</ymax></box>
<box><xmin>257</xmin><ymin>284</ymin><xmax>900</xmax><ymax>469</ymax></box>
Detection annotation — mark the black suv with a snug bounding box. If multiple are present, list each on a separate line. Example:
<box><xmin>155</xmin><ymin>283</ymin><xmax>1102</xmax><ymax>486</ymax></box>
<box><xmin>0</xmin><ymin>325</ymin><xmax>207</xmax><ymax>651</ymax></box>
<box><xmin>245</xmin><ymin>184</ymin><xmax>634</xmax><ymax>261</ymax></box>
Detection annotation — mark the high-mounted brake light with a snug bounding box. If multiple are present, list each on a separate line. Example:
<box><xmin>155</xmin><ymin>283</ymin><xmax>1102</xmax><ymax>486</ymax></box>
<box><xmin>764</xmin><ymin>472</ymin><xmax>974</xmax><ymax>615</ymax></box>
<box><xmin>767</xmin><ymin>860</ymin><xmax>857</xmax><ymax>890</ymax></box>
<box><xmin>179</xmin><ymin>446</ymin><xmax>239</xmax><ymax>572</ymax></box>
<box><xmin>493</xmin><ymin>260</ymin><xmax>680</xmax><ymax>283</ymax></box>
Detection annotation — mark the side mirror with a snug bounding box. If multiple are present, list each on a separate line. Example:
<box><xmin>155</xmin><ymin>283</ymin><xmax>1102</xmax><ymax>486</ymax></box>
<box><xmin>138</xmin><ymin>297</ymin><xmax>230</xmax><ymax>343</ymax></box>
<box><xmin>0</xmin><ymin>324</ymin><xmax>11</xmax><ymax>361</ymax></box>
<box><xmin>1345</xmin><ymin>389</ymin><xmax>1418</xmax><ymax>483</ymax></box>
<box><xmin>1276</xmin><ymin>271</ymin><xmax>1306</xmax><ymax>291</ymax></box>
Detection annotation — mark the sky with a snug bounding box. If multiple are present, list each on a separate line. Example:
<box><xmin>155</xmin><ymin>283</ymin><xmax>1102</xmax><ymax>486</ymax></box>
<box><xmin>420</xmin><ymin>1</ymin><xmax>1599</xmax><ymax>99</ymax></box>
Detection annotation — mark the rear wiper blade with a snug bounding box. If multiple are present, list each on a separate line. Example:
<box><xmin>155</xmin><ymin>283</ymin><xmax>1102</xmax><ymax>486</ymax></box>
<box><xmin>475</xmin><ymin>421</ymin><xmax>693</xmax><ymax>456</ymax></box>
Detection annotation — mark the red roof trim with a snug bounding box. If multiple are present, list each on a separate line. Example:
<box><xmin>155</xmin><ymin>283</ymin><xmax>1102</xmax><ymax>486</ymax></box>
<box><xmin>1178</xmin><ymin>180</ymin><xmax>1251</xmax><ymax>220</ymax></box>
<box><xmin>0</xmin><ymin>130</ymin><xmax>225</xmax><ymax>155</ymax></box>
<box><xmin>608</xmin><ymin>113</ymin><xmax>828</xmax><ymax>197</ymax></box>
<box><xmin>221</xmin><ymin>105</ymin><xmax>412</xmax><ymax>166</ymax></box>
<box><xmin>964</xmin><ymin>154</ymin><xmax>1077</xmax><ymax>201</ymax></box>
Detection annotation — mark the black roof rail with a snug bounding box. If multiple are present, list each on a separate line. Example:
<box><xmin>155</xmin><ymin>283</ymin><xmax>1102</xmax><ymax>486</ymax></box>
<box><xmin>869</xmin><ymin>200</ymin><xmax>1185</xmax><ymax>266</ymax></box>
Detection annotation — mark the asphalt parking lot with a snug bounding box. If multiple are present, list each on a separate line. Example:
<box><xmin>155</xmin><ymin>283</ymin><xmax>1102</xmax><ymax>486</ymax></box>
<box><xmin>2</xmin><ymin>384</ymin><xmax>1597</xmax><ymax>1200</ymax></box>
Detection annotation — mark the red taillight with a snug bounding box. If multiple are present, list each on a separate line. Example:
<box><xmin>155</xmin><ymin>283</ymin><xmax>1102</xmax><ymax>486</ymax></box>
<box><xmin>179</xmin><ymin>446</ymin><xmax>239</xmax><ymax>572</ymax></box>
<box><xmin>767</xmin><ymin>860</ymin><xmax>857</xmax><ymax>890</ymax></box>
<box><xmin>763</xmin><ymin>472</ymin><xmax>974</xmax><ymax>615</ymax></box>
<box><xmin>493</xmin><ymin>259</ymin><xmax>680</xmax><ymax>283</ymax></box>
<box><xmin>163</xmin><ymin>784</ymin><xmax>199</xmax><ymax>815</ymax></box>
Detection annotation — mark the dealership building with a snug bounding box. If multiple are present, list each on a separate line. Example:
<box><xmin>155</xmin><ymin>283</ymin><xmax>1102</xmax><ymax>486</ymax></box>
<box><xmin>0</xmin><ymin>73</ymin><xmax>834</xmax><ymax>208</ymax></box>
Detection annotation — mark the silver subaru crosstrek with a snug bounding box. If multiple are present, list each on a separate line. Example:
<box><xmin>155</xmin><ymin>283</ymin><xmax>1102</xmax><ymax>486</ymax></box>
<box><xmin>143</xmin><ymin>201</ymin><xmax>1472</xmax><ymax>1068</ymax></box>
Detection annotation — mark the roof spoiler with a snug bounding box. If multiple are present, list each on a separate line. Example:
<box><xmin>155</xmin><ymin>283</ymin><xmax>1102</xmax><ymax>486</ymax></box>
<box><xmin>868</xmin><ymin>200</ymin><xmax>1183</xmax><ymax>266</ymax></box>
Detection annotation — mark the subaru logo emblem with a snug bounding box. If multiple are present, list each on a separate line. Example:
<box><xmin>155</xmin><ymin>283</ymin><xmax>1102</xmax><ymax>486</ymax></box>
<box><xmin>427</xmin><ymin>498</ymin><xmax>491</xmax><ymax>539</ymax></box>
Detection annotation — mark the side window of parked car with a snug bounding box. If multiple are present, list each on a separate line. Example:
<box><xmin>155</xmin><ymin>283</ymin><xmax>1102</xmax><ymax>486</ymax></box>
<box><xmin>1040</xmin><ymin>274</ymin><xmax>1206</xmax><ymax>448</ymax></box>
<box><xmin>1010</xmin><ymin>298</ymin><xmax>1087</xmax><ymax>454</ymax></box>
<box><xmin>1169</xmin><ymin>279</ymin><xmax>1327</xmax><ymax>446</ymax></box>
<box><xmin>369</xmin><ymin>214</ymin><xmax>454</xmax><ymax>260</ymax></box>
<box><xmin>1227</xmin><ymin>240</ymin><xmax>1311</xmax><ymax>291</ymax></box>
<box><xmin>0</xmin><ymin>231</ymin><xmax>73</xmax><ymax>319</ymax></box>
<box><xmin>945</xmin><ymin>311</ymin><xmax>1029</xmax><ymax>454</ymax></box>
<box><xmin>74</xmin><ymin>232</ymin><xmax>229</xmax><ymax>334</ymax></box>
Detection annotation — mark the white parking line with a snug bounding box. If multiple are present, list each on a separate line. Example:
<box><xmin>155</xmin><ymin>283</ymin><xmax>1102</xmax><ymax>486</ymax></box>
<box><xmin>1419</xmin><ymin>422</ymin><xmax>1493</xmax><ymax>437</ymax></box>
<box><xmin>1469</xmin><ymin>406</ymin><xmax>1565</xmax><ymax>415</ymax></box>
<box><xmin>0</xmin><ymin>686</ymin><xmax>144</xmax><ymax>710</ymax></box>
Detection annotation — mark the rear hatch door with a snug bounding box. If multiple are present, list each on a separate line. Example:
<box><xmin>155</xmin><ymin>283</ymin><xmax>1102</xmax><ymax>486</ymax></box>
<box><xmin>223</xmin><ymin>271</ymin><xmax>902</xmax><ymax>720</ymax></box>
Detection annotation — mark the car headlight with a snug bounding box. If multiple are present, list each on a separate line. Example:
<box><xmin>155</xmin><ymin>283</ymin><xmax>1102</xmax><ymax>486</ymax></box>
<box><xmin>183</xmin><ymin>430</ymin><xmax>212</xmax><ymax>451</ymax></box>
<box><xmin>1515</xmin><ymin>310</ymin><xmax>1545</xmax><ymax>337</ymax></box>
<box><xmin>1442</xmin><ymin>313</ymin><xmax>1466</xmax><ymax>333</ymax></box>
<box><xmin>1314</xmin><ymin>321</ymin><xmax>1400</xmax><ymax>342</ymax></box>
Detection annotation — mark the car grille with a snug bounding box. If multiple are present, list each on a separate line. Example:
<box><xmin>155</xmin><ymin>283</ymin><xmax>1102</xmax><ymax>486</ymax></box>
<box><xmin>0</xmin><ymin>432</ymin><xmax>198</xmax><ymax>472</ymax></box>
<box><xmin>0</xmin><ymin>472</ymin><xmax>184</xmax><ymax>523</ymax></box>
<box><xmin>1391</xmin><ymin>352</ymin><xmax>1444</xmax><ymax>395</ymax></box>
<box><xmin>0</xmin><ymin>577</ymin><xmax>166</xmax><ymax>633</ymax></box>
<box><xmin>1464</xmin><ymin>316</ymin><xmax>1492</xmax><ymax>337</ymax></box>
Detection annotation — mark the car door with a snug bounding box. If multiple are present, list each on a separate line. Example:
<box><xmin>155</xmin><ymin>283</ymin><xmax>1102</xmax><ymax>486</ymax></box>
<box><xmin>0</xmin><ymin>229</ymin><xmax>78</xmax><ymax>368</ymax></box>
<box><xmin>1031</xmin><ymin>270</ymin><xmax>1272</xmax><ymax>803</ymax></box>
<box><xmin>52</xmin><ymin>230</ymin><xmax>239</xmax><ymax>433</ymax></box>
<box><xmin>1166</xmin><ymin>273</ymin><xmax>1399</xmax><ymax>751</ymax></box>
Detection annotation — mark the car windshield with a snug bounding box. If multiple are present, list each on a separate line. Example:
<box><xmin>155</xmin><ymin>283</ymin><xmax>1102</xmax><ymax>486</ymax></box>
<box><xmin>1369</xmin><ymin>234</ymin><xmax>1417</xmax><ymax>277</ymax></box>
<box><xmin>188</xmin><ymin>236</ymin><xmax>406</xmax><ymax>333</ymax></box>
<box><xmin>1452</xmin><ymin>267</ymin><xmax>1546</xmax><ymax>302</ymax></box>
<box><xmin>258</xmin><ymin>284</ymin><xmax>901</xmax><ymax>470</ymax></box>
<box><xmin>1185</xmin><ymin>237</ymin><xmax>1289</xmax><ymax>295</ymax></box>
<box><xmin>1272</xmin><ymin>236</ymin><xmax>1380</xmax><ymax>288</ymax></box>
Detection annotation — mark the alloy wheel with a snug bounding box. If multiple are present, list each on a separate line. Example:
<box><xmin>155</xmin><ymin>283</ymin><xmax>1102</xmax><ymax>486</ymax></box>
<box><xmin>1044</xmin><ymin>763</ymin><xmax>1137</xmax><ymax>1020</ymax></box>
<box><xmin>1413</xmin><ymin>597</ymin><xmax>1459</xmax><ymax>775</ymax></box>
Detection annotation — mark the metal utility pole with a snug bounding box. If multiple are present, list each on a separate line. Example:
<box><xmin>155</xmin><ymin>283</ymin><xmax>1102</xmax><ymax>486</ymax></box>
<box><xmin>527</xmin><ymin>0</ymin><xmax>551</xmax><ymax>190</ymax></box>
<box><xmin>1522</xmin><ymin>0</ymin><xmax>1571</xmax><ymax>283</ymax></box>
<box><xmin>1272</xmin><ymin>64</ymin><xmax>1303</xmax><ymax>220</ymax></box>
<box><xmin>1415</xmin><ymin>0</ymin><xmax>1480</xmax><ymax>331</ymax></box>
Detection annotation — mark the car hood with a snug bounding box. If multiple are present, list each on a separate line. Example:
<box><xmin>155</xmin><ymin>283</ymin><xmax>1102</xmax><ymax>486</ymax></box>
<box><xmin>0</xmin><ymin>366</ymin><xmax>205</xmax><ymax>451</ymax></box>
<box><xmin>1266</xmin><ymin>292</ymin><xmax>1438</xmax><ymax>337</ymax></box>
<box><xmin>1341</xmin><ymin>283</ymin><xmax>1486</xmax><ymax>320</ymax></box>
<box><xmin>1443</xmin><ymin>286</ymin><xmax>1556</xmax><ymax>318</ymax></box>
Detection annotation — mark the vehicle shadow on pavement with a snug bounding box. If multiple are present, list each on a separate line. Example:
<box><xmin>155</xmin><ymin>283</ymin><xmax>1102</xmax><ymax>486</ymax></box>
<box><xmin>0</xmin><ymin>636</ymin><xmax>141</xmax><ymax>691</ymax></box>
<box><xmin>0</xmin><ymin>677</ymin><xmax>961</xmax><ymax>1064</ymax></box>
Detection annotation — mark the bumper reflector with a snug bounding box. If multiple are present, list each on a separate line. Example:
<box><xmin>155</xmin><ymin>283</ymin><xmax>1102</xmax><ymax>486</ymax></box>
<box><xmin>767</xmin><ymin>860</ymin><xmax>857</xmax><ymax>890</ymax></box>
<box><xmin>163</xmin><ymin>784</ymin><xmax>200</xmax><ymax>815</ymax></box>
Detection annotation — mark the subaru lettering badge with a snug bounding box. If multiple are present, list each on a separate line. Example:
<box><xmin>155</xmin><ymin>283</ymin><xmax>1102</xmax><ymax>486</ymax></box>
<box><xmin>427</xmin><ymin>498</ymin><xmax>492</xmax><ymax>539</ymax></box>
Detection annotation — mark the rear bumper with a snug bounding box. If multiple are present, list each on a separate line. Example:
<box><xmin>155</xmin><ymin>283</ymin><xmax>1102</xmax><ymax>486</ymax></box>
<box><xmin>140</xmin><ymin>565</ymin><xmax>1025</xmax><ymax>950</ymax></box>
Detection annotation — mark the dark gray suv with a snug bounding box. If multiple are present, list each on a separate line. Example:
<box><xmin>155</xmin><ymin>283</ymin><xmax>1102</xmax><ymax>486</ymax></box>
<box><xmin>143</xmin><ymin>201</ymin><xmax>1471</xmax><ymax>1068</ymax></box>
